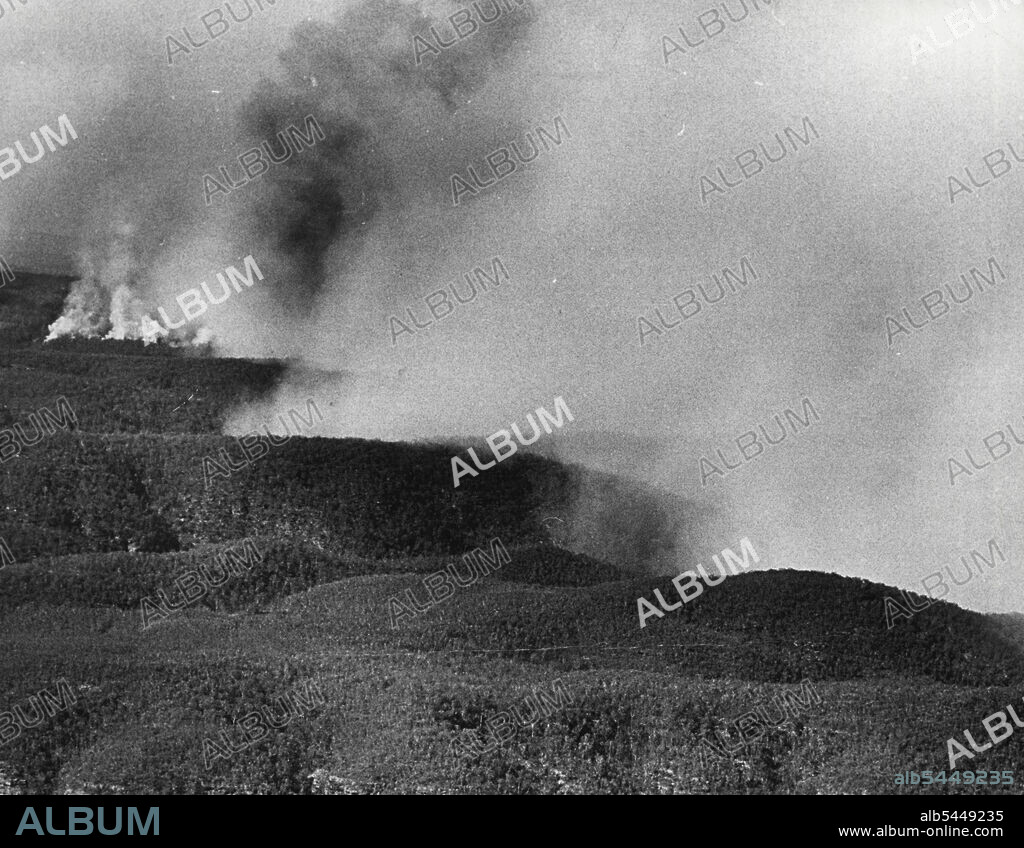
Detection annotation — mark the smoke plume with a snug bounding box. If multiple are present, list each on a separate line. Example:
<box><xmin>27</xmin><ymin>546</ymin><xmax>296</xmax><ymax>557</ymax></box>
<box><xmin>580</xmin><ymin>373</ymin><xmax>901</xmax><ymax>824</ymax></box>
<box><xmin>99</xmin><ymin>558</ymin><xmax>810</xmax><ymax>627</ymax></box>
<box><xmin>10</xmin><ymin>0</ymin><xmax>1024</xmax><ymax>607</ymax></box>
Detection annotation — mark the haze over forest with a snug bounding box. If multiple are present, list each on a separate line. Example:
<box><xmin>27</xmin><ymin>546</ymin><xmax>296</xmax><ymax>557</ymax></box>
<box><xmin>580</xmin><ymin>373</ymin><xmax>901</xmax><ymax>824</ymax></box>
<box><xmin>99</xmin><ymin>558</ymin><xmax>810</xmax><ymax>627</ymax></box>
<box><xmin>2</xmin><ymin>0</ymin><xmax>1023</xmax><ymax>613</ymax></box>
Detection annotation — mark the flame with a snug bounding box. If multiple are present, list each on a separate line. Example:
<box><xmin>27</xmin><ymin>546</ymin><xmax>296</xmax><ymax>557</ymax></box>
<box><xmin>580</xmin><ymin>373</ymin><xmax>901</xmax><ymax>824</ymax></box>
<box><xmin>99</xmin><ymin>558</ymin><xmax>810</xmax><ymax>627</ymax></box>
<box><xmin>45</xmin><ymin>217</ymin><xmax>203</xmax><ymax>347</ymax></box>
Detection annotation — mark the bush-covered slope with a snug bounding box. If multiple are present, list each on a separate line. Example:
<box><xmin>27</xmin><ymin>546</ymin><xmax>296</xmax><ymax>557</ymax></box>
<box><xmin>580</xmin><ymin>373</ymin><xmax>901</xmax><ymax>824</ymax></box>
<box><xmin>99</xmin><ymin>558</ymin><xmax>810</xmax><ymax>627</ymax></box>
<box><xmin>0</xmin><ymin>432</ymin><xmax>576</xmax><ymax>560</ymax></box>
<box><xmin>2</xmin><ymin>580</ymin><xmax>1022</xmax><ymax>795</ymax></box>
<box><xmin>3</xmin><ymin>276</ymin><xmax>1022</xmax><ymax>796</ymax></box>
<box><xmin>0</xmin><ymin>542</ymin><xmax>623</xmax><ymax>615</ymax></box>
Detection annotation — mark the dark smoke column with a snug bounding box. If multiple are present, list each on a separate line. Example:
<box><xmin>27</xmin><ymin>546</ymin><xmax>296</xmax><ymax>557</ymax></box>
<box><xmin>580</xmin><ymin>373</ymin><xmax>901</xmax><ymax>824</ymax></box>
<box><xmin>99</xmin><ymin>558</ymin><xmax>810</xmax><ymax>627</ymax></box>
<box><xmin>236</xmin><ymin>0</ymin><xmax>535</xmax><ymax>315</ymax></box>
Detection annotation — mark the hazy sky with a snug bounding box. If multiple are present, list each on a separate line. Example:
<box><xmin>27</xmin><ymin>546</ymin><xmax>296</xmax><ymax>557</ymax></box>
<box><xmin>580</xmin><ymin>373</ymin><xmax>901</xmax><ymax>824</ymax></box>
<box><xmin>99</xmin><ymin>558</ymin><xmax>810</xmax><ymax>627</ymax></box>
<box><xmin>4</xmin><ymin>0</ymin><xmax>1024</xmax><ymax>613</ymax></box>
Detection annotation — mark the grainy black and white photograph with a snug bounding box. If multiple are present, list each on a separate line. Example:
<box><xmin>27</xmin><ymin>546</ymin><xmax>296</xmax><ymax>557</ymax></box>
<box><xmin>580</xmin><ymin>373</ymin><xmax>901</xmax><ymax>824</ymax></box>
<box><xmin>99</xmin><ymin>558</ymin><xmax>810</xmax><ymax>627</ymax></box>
<box><xmin>1</xmin><ymin>0</ymin><xmax>1023</xmax><ymax>827</ymax></box>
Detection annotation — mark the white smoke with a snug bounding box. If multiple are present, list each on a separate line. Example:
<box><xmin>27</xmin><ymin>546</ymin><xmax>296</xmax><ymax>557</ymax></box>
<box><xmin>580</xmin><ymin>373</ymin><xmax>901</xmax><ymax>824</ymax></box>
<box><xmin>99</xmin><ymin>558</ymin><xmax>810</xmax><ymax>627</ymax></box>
<box><xmin>45</xmin><ymin>215</ymin><xmax>199</xmax><ymax>346</ymax></box>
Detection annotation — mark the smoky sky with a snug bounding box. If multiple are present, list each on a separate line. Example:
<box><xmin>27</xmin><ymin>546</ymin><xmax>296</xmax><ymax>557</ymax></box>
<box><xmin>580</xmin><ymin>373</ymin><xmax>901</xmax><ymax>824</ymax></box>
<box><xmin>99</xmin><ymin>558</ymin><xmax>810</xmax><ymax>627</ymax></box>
<box><xmin>4</xmin><ymin>0</ymin><xmax>1024</xmax><ymax>612</ymax></box>
<box><xmin>238</xmin><ymin>0</ymin><xmax>537</xmax><ymax>309</ymax></box>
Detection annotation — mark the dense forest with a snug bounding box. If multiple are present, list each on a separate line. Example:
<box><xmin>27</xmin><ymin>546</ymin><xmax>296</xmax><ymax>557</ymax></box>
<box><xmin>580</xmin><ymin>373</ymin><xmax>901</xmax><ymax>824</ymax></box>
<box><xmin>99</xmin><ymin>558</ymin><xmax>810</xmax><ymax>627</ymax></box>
<box><xmin>1</xmin><ymin>272</ymin><xmax>1022</xmax><ymax>795</ymax></box>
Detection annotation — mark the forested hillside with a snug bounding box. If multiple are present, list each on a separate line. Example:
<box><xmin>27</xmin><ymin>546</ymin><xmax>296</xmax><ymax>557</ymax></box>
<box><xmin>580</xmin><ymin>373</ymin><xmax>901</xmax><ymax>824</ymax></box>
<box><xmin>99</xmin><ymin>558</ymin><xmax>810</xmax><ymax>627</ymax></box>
<box><xmin>1</xmin><ymin>274</ymin><xmax>1021</xmax><ymax>795</ymax></box>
